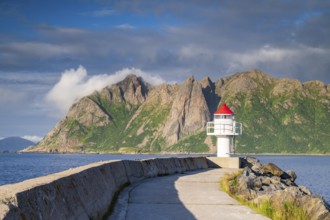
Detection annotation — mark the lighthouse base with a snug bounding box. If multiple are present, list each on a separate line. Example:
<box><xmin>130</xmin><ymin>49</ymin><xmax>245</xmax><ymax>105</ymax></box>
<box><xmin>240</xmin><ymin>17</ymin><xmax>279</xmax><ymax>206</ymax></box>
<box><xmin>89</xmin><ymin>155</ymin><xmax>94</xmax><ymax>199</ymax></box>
<box><xmin>207</xmin><ymin>157</ymin><xmax>241</xmax><ymax>169</ymax></box>
<box><xmin>217</xmin><ymin>136</ymin><xmax>231</xmax><ymax>157</ymax></box>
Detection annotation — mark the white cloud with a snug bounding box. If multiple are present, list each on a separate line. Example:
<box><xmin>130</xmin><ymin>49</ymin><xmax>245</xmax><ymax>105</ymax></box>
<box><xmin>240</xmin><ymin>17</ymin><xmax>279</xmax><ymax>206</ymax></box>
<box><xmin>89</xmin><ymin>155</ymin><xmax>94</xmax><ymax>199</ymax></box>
<box><xmin>45</xmin><ymin>66</ymin><xmax>165</xmax><ymax>116</ymax></box>
<box><xmin>22</xmin><ymin>135</ymin><xmax>43</xmax><ymax>143</ymax></box>
<box><xmin>226</xmin><ymin>44</ymin><xmax>330</xmax><ymax>73</ymax></box>
<box><xmin>229</xmin><ymin>45</ymin><xmax>298</xmax><ymax>68</ymax></box>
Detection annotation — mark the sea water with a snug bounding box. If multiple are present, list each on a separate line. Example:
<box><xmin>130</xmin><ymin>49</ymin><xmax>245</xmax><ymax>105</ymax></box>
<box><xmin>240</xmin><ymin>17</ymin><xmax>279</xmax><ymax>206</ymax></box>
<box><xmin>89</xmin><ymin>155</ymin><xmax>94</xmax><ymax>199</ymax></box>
<box><xmin>0</xmin><ymin>153</ymin><xmax>190</xmax><ymax>185</ymax></box>
<box><xmin>0</xmin><ymin>153</ymin><xmax>329</xmax><ymax>203</ymax></box>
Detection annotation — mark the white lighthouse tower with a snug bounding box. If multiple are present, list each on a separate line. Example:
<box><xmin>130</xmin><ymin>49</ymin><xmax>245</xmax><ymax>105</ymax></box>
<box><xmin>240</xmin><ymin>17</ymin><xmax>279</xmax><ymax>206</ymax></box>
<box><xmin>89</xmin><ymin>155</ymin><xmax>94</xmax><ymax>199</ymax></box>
<box><xmin>207</xmin><ymin>103</ymin><xmax>242</xmax><ymax>157</ymax></box>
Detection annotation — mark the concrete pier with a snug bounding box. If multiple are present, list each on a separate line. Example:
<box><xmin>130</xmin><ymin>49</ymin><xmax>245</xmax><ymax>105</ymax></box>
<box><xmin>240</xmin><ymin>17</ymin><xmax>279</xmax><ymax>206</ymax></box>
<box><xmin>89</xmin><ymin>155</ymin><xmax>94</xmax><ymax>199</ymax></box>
<box><xmin>0</xmin><ymin>156</ymin><xmax>264</xmax><ymax>220</ymax></box>
<box><xmin>109</xmin><ymin>169</ymin><xmax>268</xmax><ymax>220</ymax></box>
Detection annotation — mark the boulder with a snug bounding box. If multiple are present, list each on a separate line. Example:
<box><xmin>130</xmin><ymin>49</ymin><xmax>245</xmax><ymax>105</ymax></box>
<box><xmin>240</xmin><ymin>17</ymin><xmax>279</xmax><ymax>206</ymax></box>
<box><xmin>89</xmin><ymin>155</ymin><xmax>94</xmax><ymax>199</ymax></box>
<box><xmin>242</xmin><ymin>166</ymin><xmax>256</xmax><ymax>178</ymax></box>
<box><xmin>261</xmin><ymin>163</ymin><xmax>284</xmax><ymax>177</ymax></box>
<box><xmin>269</xmin><ymin>188</ymin><xmax>330</xmax><ymax>220</ymax></box>
<box><xmin>237</xmin><ymin>175</ymin><xmax>256</xmax><ymax>200</ymax></box>
<box><xmin>297</xmin><ymin>185</ymin><xmax>312</xmax><ymax>196</ymax></box>
<box><xmin>286</xmin><ymin>170</ymin><xmax>297</xmax><ymax>182</ymax></box>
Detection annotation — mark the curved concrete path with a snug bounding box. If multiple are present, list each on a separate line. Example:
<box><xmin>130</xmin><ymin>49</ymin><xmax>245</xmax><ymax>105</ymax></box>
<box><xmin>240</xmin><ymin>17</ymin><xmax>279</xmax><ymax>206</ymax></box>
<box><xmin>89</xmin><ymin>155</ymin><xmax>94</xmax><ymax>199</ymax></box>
<box><xmin>109</xmin><ymin>169</ymin><xmax>269</xmax><ymax>220</ymax></box>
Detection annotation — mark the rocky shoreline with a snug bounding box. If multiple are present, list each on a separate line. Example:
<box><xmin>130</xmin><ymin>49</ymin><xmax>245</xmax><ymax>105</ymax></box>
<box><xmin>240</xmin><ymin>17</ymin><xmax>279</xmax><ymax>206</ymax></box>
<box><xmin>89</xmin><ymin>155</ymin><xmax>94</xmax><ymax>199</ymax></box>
<box><xmin>231</xmin><ymin>157</ymin><xmax>330</xmax><ymax>219</ymax></box>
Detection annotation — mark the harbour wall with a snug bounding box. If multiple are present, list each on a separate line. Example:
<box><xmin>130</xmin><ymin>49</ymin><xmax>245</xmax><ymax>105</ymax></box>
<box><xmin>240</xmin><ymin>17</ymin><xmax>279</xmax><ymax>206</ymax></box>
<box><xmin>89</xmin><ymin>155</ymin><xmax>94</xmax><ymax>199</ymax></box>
<box><xmin>0</xmin><ymin>156</ymin><xmax>222</xmax><ymax>220</ymax></box>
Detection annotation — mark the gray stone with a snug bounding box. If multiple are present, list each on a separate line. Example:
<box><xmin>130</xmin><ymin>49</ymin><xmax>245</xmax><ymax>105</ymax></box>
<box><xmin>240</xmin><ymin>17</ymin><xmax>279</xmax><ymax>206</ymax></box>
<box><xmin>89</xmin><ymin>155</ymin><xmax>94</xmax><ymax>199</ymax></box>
<box><xmin>285</xmin><ymin>170</ymin><xmax>297</xmax><ymax>182</ymax></box>
<box><xmin>298</xmin><ymin>185</ymin><xmax>312</xmax><ymax>196</ymax></box>
<box><xmin>241</xmin><ymin>157</ymin><xmax>263</xmax><ymax>174</ymax></box>
<box><xmin>253</xmin><ymin>177</ymin><xmax>263</xmax><ymax>190</ymax></box>
<box><xmin>242</xmin><ymin>166</ymin><xmax>253</xmax><ymax>176</ymax></box>
<box><xmin>261</xmin><ymin>163</ymin><xmax>284</xmax><ymax>177</ymax></box>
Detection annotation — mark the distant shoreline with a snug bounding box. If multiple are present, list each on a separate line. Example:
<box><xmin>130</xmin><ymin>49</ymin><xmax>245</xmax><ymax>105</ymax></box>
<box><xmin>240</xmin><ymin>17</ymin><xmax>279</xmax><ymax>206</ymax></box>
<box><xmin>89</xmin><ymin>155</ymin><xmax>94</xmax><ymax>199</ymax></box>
<box><xmin>4</xmin><ymin>151</ymin><xmax>330</xmax><ymax>156</ymax></box>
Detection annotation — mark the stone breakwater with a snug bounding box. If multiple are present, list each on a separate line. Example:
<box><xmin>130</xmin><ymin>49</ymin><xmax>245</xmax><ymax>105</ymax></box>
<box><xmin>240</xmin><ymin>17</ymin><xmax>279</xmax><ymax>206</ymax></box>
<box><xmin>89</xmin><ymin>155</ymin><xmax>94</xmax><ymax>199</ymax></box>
<box><xmin>1</xmin><ymin>156</ymin><xmax>328</xmax><ymax>220</ymax></box>
<box><xmin>0</xmin><ymin>157</ymin><xmax>208</xmax><ymax>220</ymax></box>
<box><xmin>238</xmin><ymin>157</ymin><xmax>330</xmax><ymax>220</ymax></box>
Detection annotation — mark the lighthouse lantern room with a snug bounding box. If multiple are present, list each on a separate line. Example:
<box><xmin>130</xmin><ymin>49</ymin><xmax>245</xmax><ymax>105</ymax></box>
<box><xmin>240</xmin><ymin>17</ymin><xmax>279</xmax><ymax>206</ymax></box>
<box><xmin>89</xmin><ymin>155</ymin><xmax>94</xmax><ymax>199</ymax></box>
<box><xmin>206</xmin><ymin>104</ymin><xmax>242</xmax><ymax>157</ymax></box>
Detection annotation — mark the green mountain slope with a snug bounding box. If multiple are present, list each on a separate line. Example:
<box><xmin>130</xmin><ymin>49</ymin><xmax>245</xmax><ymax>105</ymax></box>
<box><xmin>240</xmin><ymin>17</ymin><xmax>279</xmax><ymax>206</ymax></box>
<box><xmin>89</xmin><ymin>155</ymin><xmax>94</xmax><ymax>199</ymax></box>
<box><xmin>219</xmin><ymin>70</ymin><xmax>330</xmax><ymax>154</ymax></box>
<box><xmin>26</xmin><ymin>70</ymin><xmax>330</xmax><ymax>154</ymax></box>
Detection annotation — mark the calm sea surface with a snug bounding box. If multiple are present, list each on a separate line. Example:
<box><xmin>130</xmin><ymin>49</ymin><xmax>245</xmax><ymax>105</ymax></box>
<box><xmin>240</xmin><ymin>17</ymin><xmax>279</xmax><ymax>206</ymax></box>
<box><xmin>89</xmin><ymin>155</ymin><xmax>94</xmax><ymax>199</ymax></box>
<box><xmin>0</xmin><ymin>153</ymin><xmax>329</xmax><ymax>203</ymax></box>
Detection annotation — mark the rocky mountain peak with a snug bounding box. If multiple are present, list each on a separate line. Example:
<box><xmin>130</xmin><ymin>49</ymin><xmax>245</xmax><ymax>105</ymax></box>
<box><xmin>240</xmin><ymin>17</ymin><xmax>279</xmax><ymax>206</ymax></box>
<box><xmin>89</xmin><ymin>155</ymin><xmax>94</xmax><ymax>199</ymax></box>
<box><xmin>303</xmin><ymin>80</ymin><xmax>325</xmax><ymax>88</ymax></box>
<box><xmin>67</xmin><ymin>97</ymin><xmax>111</xmax><ymax>127</ymax></box>
<box><xmin>184</xmin><ymin>75</ymin><xmax>195</xmax><ymax>84</ymax></box>
<box><xmin>218</xmin><ymin>70</ymin><xmax>275</xmax><ymax>99</ymax></box>
<box><xmin>118</xmin><ymin>74</ymin><xmax>151</xmax><ymax>92</ymax></box>
<box><xmin>106</xmin><ymin>74</ymin><xmax>152</xmax><ymax>105</ymax></box>
<box><xmin>246</xmin><ymin>69</ymin><xmax>268</xmax><ymax>78</ymax></box>
<box><xmin>226</xmin><ymin>69</ymin><xmax>270</xmax><ymax>82</ymax></box>
<box><xmin>272</xmin><ymin>78</ymin><xmax>303</xmax><ymax>96</ymax></box>
<box><xmin>119</xmin><ymin>74</ymin><xmax>145</xmax><ymax>87</ymax></box>
<box><xmin>162</xmin><ymin>75</ymin><xmax>210</xmax><ymax>145</ymax></box>
<box><xmin>200</xmin><ymin>76</ymin><xmax>212</xmax><ymax>88</ymax></box>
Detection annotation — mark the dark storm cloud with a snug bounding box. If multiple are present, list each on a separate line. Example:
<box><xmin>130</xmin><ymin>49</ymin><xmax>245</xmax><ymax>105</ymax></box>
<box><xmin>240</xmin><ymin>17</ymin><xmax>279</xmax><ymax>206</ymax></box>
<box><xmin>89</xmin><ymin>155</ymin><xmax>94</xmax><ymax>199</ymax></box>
<box><xmin>0</xmin><ymin>0</ymin><xmax>329</xmax><ymax>83</ymax></box>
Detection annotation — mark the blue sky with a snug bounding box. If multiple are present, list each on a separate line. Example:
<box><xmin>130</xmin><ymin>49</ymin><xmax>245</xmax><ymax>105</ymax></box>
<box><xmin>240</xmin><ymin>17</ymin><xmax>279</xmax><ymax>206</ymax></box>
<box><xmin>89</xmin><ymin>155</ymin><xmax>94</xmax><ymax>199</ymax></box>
<box><xmin>0</xmin><ymin>0</ymin><xmax>330</xmax><ymax>141</ymax></box>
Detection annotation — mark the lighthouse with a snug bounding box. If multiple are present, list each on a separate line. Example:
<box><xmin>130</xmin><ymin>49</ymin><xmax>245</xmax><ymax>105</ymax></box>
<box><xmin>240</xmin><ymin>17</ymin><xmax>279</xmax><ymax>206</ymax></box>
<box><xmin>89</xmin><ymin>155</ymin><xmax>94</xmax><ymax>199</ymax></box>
<box><xmin>206</xmin><ymin>104</ymin><xmax>242</xmax><ymax>157</ymax></box>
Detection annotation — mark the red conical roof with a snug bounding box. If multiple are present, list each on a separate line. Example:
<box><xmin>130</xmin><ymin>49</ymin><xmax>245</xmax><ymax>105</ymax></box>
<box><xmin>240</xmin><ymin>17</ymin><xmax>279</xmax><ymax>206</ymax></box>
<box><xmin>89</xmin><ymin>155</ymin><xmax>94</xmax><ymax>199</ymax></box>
<box><xmin>214</xmin><ymin>103</ymin><xmax>234</xmax><ymax>115</ymax></box>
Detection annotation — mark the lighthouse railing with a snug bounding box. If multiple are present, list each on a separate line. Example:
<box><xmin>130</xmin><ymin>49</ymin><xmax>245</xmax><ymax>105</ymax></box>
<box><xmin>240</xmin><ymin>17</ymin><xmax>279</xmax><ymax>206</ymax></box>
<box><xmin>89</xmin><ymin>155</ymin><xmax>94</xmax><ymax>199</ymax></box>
<box><xmin>206</xmin><ymin>122</ymin><xmax>242</xmax><ymax>135</ymax></box>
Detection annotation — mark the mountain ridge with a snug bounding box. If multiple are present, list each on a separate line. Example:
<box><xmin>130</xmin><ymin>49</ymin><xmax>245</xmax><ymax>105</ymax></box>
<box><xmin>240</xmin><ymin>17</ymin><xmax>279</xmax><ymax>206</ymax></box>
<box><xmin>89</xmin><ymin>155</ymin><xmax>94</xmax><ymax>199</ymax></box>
<box><xmin>0</xmin><ymin>137</ymin><xmax>35</xmax><ymax>152</ymax></box>
<box><xmin>25</xmin><ymin>69</ymin><xmax>330</xmax><ymax>154</ymax></box>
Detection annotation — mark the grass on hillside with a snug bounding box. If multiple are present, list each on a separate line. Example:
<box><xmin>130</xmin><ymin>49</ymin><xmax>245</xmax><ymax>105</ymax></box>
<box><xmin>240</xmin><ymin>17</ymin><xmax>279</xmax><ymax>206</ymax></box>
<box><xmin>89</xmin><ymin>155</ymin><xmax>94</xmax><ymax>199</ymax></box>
<box><xmin>220</xmin><ymin>171</ymin><xmax>310</xmax><ymax>220</ymax></box>
<box><xmin>225</xmin><ymin>90</ymin><xmax>330</xmax><ymax>154</ymax></box>
<box><xmin>169</xmin><ymin>131</ymin><xmax>209</xmax><ymax>153</ymax></box>
<box><xmin>80</xmin><ymin>99</ymin><xmax>172</xmax><ymax>152</ymax></box>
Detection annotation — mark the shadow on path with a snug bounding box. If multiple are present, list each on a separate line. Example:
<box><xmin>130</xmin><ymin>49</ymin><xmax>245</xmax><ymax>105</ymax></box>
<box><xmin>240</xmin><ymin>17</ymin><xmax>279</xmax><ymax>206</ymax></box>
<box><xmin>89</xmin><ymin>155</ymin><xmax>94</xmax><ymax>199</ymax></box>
<box><xmin>109</xmin><ymin>171</ymin><xmax>207</xmax><ymax>220</ymax></box>
<box><xmin>109</xmin><ymin>169</ymin><xmax>269</xmax><ymax>220</ymax></box>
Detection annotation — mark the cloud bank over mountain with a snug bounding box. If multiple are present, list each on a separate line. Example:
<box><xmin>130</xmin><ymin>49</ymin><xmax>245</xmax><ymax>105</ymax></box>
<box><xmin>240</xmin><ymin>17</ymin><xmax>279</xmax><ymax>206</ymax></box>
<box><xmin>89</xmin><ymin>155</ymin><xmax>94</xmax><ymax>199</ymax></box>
<box><xmin>45</xmin><ymin>66</ymin><xmax>165</xmax><ymax>116</ymax></box>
